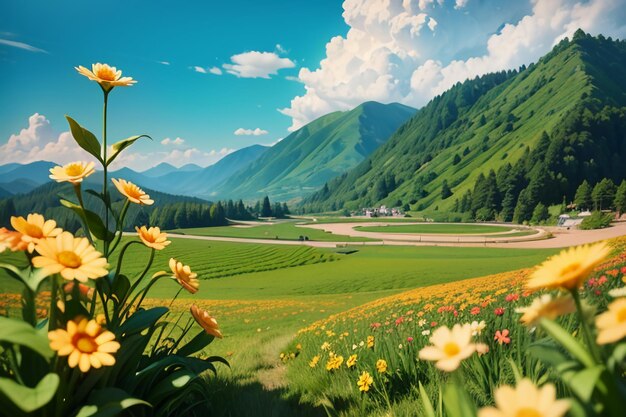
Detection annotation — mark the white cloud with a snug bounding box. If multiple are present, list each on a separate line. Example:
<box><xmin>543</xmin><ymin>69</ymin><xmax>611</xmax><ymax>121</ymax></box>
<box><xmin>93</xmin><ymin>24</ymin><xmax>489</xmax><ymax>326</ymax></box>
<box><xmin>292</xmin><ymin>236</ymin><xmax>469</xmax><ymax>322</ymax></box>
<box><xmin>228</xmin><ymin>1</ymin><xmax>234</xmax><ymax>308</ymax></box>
<box><xmin>223</xmin><ymin>51</ymin><xmax>295</xmax><ymax>78</ymax></box>
<box><xmin>276</xmin><ymin>43</ymin><xmax>287</xmax><ymax>54</ymax></box>
<box><xmin>161</xmin><ymin>137</ymin><xmax>185</xmax><ymax>146</ymax></box>
<box><xmin>234</xmin><ymin>128</ymin><xmax>269</xmax><ymax>136</ymax></box>
<box><xmin>158</xmin><ymin>61</ymin><xmax>170</xmax><ymax>65</ymax></box>
<box><xmin>209</xmin><ymin>66</ymin><xmax>222</xmax><ymax>75</ymax></box>
<box><xmin>0</xmin><ymin>114</ymin><xmax>234</xmax><ymax>171</ymax></box>
<box><xmin>0</xmin><ymin>38</ymin><xmax>48</xmax><ymax>53</ymax></box>
<box><xmin>280</xmin><ymin>0</ymin><xmax>626</xmax><ymax>131</ymax></box>
<box><xmin>193</xmin><ymin>66</ymin><xmax>207</xmax><ymax>74</ymax></box>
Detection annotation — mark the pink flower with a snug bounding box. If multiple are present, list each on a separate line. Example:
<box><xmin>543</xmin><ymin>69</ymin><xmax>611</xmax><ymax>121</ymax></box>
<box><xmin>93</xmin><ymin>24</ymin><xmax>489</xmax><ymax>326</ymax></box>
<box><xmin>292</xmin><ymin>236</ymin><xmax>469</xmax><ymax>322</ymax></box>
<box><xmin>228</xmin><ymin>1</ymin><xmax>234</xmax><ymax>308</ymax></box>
<box><xmin>430</xmin><ymin>321</ymin><xmax>438</xmax><ymax>327</ymax></box>
<box><xmin>395</xmin><ymin>316</ymin><xmax>405</xmax><ymax>326</ymax></box>
<box><xmin>598</xmin><ymin>275</ymin><xmax>608</xmax><ymax>285</ymax></box>
<box><xmin>407</xmin><ymin>336</ymin><xmax>414</xmax><ymax>343</ymax></box>
<box><xmin>494</xmin><ymin>329</ymin><xmax>510</xmax><ymax>345</ymax></box>
<box><xmin>595</xmin><ymin>290</ymin><xmax>602</xmax><ymax>296</ymax></box>
<box><xmin>453</xmin><ymin>310</ymin><xmax>458</xmax><ymax>317</ymax></box>
<box><xmin>370</xmin><ymin>322</ymin><xmax>381</xmax><ymax>329</ymax></box>
<box><xmin>470</xmin><ymin>307</ymin><xmax>481</xmax><ymax>315</ymax></box>
<box><xmin>494</xmin><ymin>307</ymin><xmax>505</xmax><ymax>316</ymax></box>
<box><xmin>505</xmin><ymin>293</ymin><xmax>519</xmax><ymax>302</ymax></box>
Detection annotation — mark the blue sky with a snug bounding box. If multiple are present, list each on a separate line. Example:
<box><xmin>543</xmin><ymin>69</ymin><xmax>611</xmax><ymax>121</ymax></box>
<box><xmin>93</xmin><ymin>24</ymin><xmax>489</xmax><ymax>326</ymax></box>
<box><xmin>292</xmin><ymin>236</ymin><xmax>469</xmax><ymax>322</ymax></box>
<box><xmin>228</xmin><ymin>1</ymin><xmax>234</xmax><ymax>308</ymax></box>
<box><xmin>1</xmin><ymin>0</ymin><xmax>625</xmax><ymax>170</ymax></box>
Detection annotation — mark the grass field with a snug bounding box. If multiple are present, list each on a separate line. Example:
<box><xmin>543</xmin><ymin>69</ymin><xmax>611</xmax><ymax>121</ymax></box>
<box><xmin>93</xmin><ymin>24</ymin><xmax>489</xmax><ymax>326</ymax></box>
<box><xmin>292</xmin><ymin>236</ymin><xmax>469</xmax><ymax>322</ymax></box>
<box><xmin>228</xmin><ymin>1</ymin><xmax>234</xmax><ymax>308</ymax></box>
<box><xmin>354</xmin><ymin>223</ymin><xmax>515</xmax><ymax>234</ymax></box>
<box><xmin>0</xmin><ymin>237</ymin><xmax>560</xmax><ymax>416</ymax></box>
<box><xmin>170</xmin><ymin>221</ymin><xmax>378</xmax><ymax>242</ymax></box>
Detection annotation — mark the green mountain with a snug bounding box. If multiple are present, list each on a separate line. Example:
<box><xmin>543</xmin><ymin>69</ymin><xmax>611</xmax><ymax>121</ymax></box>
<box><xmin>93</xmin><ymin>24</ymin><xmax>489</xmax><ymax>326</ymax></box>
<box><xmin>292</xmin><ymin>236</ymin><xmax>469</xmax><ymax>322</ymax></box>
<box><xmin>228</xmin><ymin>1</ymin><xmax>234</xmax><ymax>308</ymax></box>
<box><xmin>304</xmin><ymin>31</ymin><xmax>626</xmax><ymax>221</ymax></box>
<box><xmin>215</xmin><ymin>101</ymin><xmax>415</xmax><ymax>201</ymax></box>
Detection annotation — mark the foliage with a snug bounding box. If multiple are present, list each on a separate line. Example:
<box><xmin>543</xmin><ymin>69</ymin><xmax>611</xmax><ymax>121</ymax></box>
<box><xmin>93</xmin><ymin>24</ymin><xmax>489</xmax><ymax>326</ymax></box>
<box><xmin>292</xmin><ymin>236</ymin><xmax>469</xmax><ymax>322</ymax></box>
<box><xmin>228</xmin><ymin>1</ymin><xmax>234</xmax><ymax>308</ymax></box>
<box><xmin>579</xmin><ymin>211</ymin><xmax>613</xmax><ymax>230</ymax></box>
<box><xmin>0</xmin><ymin>65</ymin><xmax>226</xmax><ymax>417</ymax></box>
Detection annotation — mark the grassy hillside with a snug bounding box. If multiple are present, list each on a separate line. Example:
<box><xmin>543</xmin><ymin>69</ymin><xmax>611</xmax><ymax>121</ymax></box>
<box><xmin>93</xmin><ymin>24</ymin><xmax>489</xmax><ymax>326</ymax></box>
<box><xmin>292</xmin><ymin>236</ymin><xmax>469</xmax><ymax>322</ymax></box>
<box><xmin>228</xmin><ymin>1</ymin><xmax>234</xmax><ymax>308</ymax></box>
<box><xmin>304</xmin><ymin>31</ymin><xmax>626</xmax><ymax>218</ymax></box>
<box><xmin>216</xmin><ymin>102</ymin><xmax>415</xmax><ymax>201</ymax></box>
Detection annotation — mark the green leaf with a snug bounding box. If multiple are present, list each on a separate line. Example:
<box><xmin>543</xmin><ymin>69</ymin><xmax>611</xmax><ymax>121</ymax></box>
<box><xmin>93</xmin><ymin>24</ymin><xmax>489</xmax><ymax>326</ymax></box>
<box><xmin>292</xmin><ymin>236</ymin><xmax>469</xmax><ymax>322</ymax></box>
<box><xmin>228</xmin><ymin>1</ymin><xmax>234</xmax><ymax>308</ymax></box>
<box><xmin>118</xmin><ymin>307</ymin><xmax>168</xmax><ymax>336</ymax></box>
<box><xmin>65</xmin><ymin>116</ymin><xmax>103</xmax><ymax>163</ymax></box>
<box><xmin>110</xmin><ymin>274</ymin><xmax>130</xmax><ymax>303</ymax></box>
<box><xmin>0</xmin><ymin>316</ymin><xmax>53</xmax><ymax>359</ymax></box>
<box><xmin>539</xmin><ymin>319</ymin><xmax>595</xmax><ymax>367</ymax></box>
<box><xmin>106</xmin><ymin>135</ymin><xmax>151</xmax><ymax>167</ymax></box>
<box><xmin>569</xmin><ymin>366</ymin><xmax>604</xmax><ymax>402</ymax></box>
<box><xmin>443</xmin><ymin>382</ymin><xmax>476</xmax><ymax>417</ymax></box>
<box><xmin>76</xmin><ymin>387</ymin><xmax>150</xmax><ymax>417</ymax></box>
<box><xmin>176</xmin><ymin>331</ymin><xmax>215</xmax><ymax>357</ymax></box>
<box><xmin>60</xmin><ymin>198</ymin><xmax>114</xmax><ymax>242</ymax></box>
<box><xmin>418</xmin><ymin>381</ymin><xmax>437</xmax><ymax>417</ymax></box>
<box><xmin>0</xmin><ymin>373</ymin><xmax>59</xmax><ymax>412</ymax></box>
<box><xmin>145</xmin><ymin>370</ymin><xmax>194</xmax><ymax>405</ymax></box>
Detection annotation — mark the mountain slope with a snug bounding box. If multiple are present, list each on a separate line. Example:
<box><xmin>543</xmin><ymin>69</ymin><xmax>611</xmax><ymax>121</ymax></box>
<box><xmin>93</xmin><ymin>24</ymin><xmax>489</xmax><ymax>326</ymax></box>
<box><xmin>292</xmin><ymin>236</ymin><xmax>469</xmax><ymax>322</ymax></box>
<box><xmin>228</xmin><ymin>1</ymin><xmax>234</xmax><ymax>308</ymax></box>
<box><xmin>304</xmin><ymin>31</ymin><xmax>626</xmax><ymax>218</ymax></box>
<box><xmin>216</xmin><ymin>101</ymin><xmax>415</xmax><ymax>200</ymax></box>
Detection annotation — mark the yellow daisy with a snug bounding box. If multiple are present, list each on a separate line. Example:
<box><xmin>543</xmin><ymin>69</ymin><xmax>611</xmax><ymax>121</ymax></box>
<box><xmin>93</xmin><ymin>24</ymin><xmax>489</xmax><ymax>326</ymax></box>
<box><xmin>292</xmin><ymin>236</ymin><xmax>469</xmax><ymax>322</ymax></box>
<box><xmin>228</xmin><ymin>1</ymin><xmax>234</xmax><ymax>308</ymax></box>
<box><xmin>325</xmin><ymin>354</ymin><xmax>344</xmax><ymax>371</ymax></box>
<box><xmin>478</xmin><ymin>379</ymin><xmax>569</xmax><ymax>417</ymax></box>
<box><xmin>346</xmin><ymin>354</ymin><xmax>357</xmax><ymax>368</ymax></box>
<box><xmin>418</xmin><ymin>323</ymin><xmax>476</xmax><ymax>372</ymax></box>
<box><xmin>112</xmin><ymin>178</ymin><xmax>154</xmax><ymax>205</ymax></box>
<box><xmin>11</xmin><ymin>213</ymin><xmax>62</xmax><ymax>253</ymax></box>
<box><xmin>135</xmin><ymin>226</ymin><xmax>170</xmax><ymax>250</ymax></box>
<box><xmin>309</xmin><ymin>355</ymin><xmax>320</xmax><ymax>368</ymax></box>
<box><xmin>49</xmin><ymin>161</ymin><xmax>95</xmax><ymax>184</ymax></box>
<box><xmin>190</xmin><ymin>304</ymin><xmax>223</xmax><ymax>339</ymax></box>
<box><xmin>516</xmin><ymin>294</ymin><xmax>576</xmax><ymax>327</ymax></box>
<box><xmin>596</xmin><ymin>298</ymin><xmax>626</xmax><ymax>345</ymax></box>
<box><xmin>357</xmin><ymin>371</ymin><xmax>373</xmax><ymax>392</ymax></box>
<box><xmin>527</xmin><ymin>242</ymin><xmax>610</xmax><ymax>291</ymax></box>
<box><xmin>48</xmin><ymin>317</ymin><xmax>120</xmax><ymax>373</ymax></box>
<box><xmin>75</xmin><ymin>63</ymin><xmax>136</xmax><ymax>92</ymax></box>
<box><xmin>170</xmin><ymin>258</ymin><xmax>199</xmax><ymax>294</ymax></box>
<box><xmin>32</xmin><ymin>232</ymin><xmax>109</xmax><ymax>281</ymax></box>
<box><xmin>376</xmin><ymin>359</ymin><xmax>387</xmax><ymax>373</ymax></box>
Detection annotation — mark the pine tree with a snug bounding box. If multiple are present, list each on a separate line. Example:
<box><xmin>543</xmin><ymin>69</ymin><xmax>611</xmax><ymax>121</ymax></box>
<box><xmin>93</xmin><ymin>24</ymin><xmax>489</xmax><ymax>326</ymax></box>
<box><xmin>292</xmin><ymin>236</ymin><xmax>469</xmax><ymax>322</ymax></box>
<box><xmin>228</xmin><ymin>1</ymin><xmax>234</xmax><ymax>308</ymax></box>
<box><xmin>531</xmin><ymin>202</ymin><xmax>549</xmax><ymax>224</ymax></box>
<box><xmin>441</xmin><ymin>180</ymin><xmax>453</xmax><ymax>199</ymax></box>
<box><xmin>261</xmin><ymin>196</ymin><xmax>272</xmax><ymax>217</ymax></box>
<box><xmin>574</xmin><ymin>180</ymin><xmax>593</xmax><ymax>210</ymax></box>
<box><xmin>592</xmin><ymin>178</ymin><xmax>616</xmax><ymax>210</ymax></box>
<box><xmin>614</xmin><ymin>180</ymin><xmax>626</xmax><ymax>215</ymax></box>
<box><xmin>513</xmin><ymin>188</ymin><xmax>533</xmax><ymax>224</ymax></box>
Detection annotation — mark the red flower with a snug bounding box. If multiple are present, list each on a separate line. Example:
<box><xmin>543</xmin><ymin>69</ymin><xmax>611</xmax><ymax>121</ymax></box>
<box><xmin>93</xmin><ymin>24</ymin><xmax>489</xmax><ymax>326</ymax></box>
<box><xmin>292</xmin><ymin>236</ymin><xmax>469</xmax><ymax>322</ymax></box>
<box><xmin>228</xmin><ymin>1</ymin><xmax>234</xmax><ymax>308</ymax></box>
<box><xmin>470</xmin><ymin>307</ymin><xmax>481</xmax><ymax>315</ymax></box>
<box><xmin>370</xmin><ymin>322</ymin><xmax>381</xmax><ymax>329</ymax></box>
<box><xmin>494</xmin><ymin>307</ymin><xmax>505</xmax><ymax>316</ymax></box>
<box><xmin>407</xmin><ymin>336</ymin><xmax>414</xmax><ymax>343</ymax></box>
<box><xmin>494</xmin><ymin>329</ymin><xmax>510</xmax><ymax>345</ymax></box>
<box><xmin>505</xmin><ymin>293</ymin><xmax>519</xmax><ymax>302</ymax></box>
<box><xmin>621</xmin><ymin>266</ymin><xmax>626</xmax><ymax>274</ymax></box>
<box><xmin>395</xmin><ymin>316</ymin><xmax>405</xmax><ymax>326</ymax></box>
<box><xmin>598</xmin><ymin>275</ymin><xmax>608</xmax><ymax>285</ymax></box>
<box><xmin>430</xmin><ymin>321</ymin><xmax>438</xmax><ymax>327</ymax></box>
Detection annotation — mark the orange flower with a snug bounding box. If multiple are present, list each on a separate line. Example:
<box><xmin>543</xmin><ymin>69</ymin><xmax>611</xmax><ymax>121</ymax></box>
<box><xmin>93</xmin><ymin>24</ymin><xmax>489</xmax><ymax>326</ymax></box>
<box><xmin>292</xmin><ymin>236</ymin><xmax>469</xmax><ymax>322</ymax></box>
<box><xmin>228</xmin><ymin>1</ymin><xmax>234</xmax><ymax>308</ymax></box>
<box><xmin>11</xmin><ymin>213</ymin><xmax>62</xmax><ymax>253</ymax></box>
<box><xmin>136</xmin><ymin>226</ymin><xmax>170</xmax><ymax>250</ymax></box>
<box><xmin>170</xmin><ymin>258</ymin><xmax>199</xmax><ymax>294</ymax></box>
<box><xmin>0</xmin><ymin>227</ymin><xmax>28</xmax><ymax>252</ymax></box>
<box><xmin>48</xmin><ymin>317</ymin><xmax>120</xmax><ymax>372</ymax></box>
<box><xmin>112</xmin><ymin>178</ymin><xmax>154</xmax><ymax>205</ymax></box>
<box><xmin>75</xmin><ymin>63</ymin><xmax>136</xmax><ymax>92</ymax></box>
<box><xmin>190</xmin><ymin>304</ymin><xmax>223</xmax><ymax>339</ymax></box>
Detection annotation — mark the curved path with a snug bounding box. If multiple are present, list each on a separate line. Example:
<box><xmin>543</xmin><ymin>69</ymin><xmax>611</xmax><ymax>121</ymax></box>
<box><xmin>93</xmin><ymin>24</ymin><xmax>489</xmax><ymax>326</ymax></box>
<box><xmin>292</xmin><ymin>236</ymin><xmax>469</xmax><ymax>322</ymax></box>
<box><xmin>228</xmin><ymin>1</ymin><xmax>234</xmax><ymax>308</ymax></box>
<box><xmin>162</xmin><ymin>221</ymin><xmax>626</xmax><ymax>249</ymax></box>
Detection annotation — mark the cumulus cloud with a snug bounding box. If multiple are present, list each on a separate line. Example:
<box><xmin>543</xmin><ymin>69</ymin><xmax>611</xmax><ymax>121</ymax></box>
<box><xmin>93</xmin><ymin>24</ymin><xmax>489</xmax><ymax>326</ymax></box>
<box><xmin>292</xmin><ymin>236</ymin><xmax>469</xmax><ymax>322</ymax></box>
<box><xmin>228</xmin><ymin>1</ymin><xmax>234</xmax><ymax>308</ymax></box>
<box><xmin>209</xmin><ymin>66</ymin><xmax>222</xmax><ymax>75</ymax></box>
<box><xmin>0</xmin><ymin>114</ymin><xmax>234</xmax><ymax>171</ymax></box>
<box><xmin>0</xmin><ymin>38</ymin><xmax>48</xmax><ymax>53</ymax></box>
<box><xmin>280</xmin><ymin>0</ymin><xmax>626</xmax><ymax>131</ymax></box>
<box><xmin>223</xmin><ymin>51</ymin><xmax>295</xmax><ymax>78</ymax></box>
<box><xmin>161</xmin><ymin>137</ymin><xmax>185</xmax><ymax>146</ymax></box>
<box><xmin>234</xmin><ymin>127</ymin><xmax>269</xmax><ymax>136</ymax></box>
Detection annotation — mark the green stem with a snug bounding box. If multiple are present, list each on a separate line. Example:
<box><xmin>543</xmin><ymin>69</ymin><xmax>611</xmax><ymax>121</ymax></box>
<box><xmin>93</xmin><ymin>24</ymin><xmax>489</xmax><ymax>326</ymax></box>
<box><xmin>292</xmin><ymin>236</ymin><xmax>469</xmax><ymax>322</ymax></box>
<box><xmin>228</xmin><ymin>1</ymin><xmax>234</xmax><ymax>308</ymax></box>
<box><xmin>571</xmin><ymin>289</ymin><xmax>601</xmax><ymax>363</ymax></box>
<box><xmin>108</xmin><ymin>200</ymin><xmax>130</xmax><ymax>257</ymax></box>
<box><xmin>102</xmin><ymin>90</ymin><xmax>110</xmax><ymax>255</ymax></box>
<box><xmin>49</xmin><ymin>275</ymin><xmax>58</xmax><ymax>330</ymax></box>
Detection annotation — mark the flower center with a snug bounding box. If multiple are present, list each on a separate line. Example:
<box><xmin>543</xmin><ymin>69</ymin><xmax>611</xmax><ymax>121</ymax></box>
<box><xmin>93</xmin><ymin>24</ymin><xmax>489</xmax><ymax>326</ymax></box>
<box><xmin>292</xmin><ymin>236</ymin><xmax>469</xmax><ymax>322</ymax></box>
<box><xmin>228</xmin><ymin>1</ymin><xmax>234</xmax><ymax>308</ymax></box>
<box><xmin>24</xmin><ymin>224</ymin><xmax>43</xmax><ymax>238</ymax></box>
<box><xmin>443</xmin><ymin>342</ymin><xmax>460</xmax><ymax>356</ymax></box>
<box><xmin>65</xmin><ymin>164</ymin><xmax>84</xmax><ymax>177</ymax></box>
<box><xmin>516</xmin><ymin>408</ymin><xmax>542</xmax><ymax>417</ymax></box>
<box><xmin>125</xmin><ymin>186</ymin><xmax>142</xmax><ymax>199</ymax></box>
<box><xmin>617</xmin><ymin>307</ymin><xmax>626</xmax><ymax>323</ymax></box>
<box><xmin>58</xmin><ymin>251</ymin><xmax>81</xmax><ymax>268</ymax></box>
<box><xmin>75</xmin><ymin>336</ymin><xmax>98</xmax><ymax>353</ymax></box>
<box><xmin>96</xmin><ymin>67</ymin><xmax>117</xmax><ymax>81</ymax></box>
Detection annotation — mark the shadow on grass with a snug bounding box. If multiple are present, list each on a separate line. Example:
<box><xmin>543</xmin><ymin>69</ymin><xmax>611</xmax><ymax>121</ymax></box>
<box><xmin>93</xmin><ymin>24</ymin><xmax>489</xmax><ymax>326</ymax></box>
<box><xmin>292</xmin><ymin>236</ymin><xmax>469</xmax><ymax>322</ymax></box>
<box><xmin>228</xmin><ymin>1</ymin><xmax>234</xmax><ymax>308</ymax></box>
<box><xmin>201</xmin><ymin>374</ymin><xmax>330</xmax><ymax>417</ymax></box>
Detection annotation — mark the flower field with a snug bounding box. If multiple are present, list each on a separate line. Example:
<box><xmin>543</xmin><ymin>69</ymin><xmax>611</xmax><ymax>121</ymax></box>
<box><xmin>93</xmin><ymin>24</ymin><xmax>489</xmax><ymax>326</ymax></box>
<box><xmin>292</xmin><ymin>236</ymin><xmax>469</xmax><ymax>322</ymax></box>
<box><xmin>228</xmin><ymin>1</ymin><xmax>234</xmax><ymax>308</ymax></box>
<box><xmin>283</xmin><ymin>236</ymin><xmax>626</xmax><ymax>416</ymax></box>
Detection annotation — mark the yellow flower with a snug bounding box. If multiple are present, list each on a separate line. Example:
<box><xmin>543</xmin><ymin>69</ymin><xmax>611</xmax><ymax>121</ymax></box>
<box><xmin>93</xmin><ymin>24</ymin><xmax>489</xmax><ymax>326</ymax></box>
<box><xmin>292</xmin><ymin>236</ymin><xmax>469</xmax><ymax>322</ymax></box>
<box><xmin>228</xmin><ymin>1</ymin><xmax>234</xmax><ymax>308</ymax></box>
<box><xmin>367</xmin><ymin>335</ymin><xmax>375</xmax><ymax>348</ymax></box>
<box><xmin>112</xmin><ymin>178</ymin><xmax>154</xmax><ymax>205</ymax></box>
<box><xmin>75</xmin><ymin>63</ymin><xmax>136</xmax><ymax>92</ymax></box>
<box><xmin>136</xmin><ymin>226</ymin><xmax>170</xmax><ymax>250</ymax></box>
<box><xmin>48</xmin><ymin>318</ymin><xmax>120</xmax><ymax>373</ymax></box>
<box><xmin>325</xmin><ymin>354</ymin><xmax>343</xmax><ymax>371</ymax></box>
<box><xmin>321</xmin><ymin>341</ymin><xmax>331</xmax><ymax>351</ymax></box>
<box><xmin>0</xmin><ymin>227</ymin><xmax>28</xmax><ymax>252</ymax></box>
<box><xmin>596</xmin><ymin>297</ymin><xmax>626</xmax><ymax>345</ymax></box>
<box><xmin>376</xmin><ymin>359</ymin><xmax>387</xmax><ymax>373</ymax></box>
<box><xmin>357</xmin><ymin>371</ymin><xmax>373</xmax><ymax>392</ymax></box>
<box><xmin>478</xmin><ymin>379</ymin><xmax>569</xmax><ymax>417</ymax></box>
<box><xmin>170</xmin><ymin>258</ymin><xmax>199</xmax><ymax>294</ymax></box>
<box><xmin>309</xmin><ymin>355</ymin><xmax>320</xmax><ymax>368</ymax></box>
<box><xmin>470</xmin><ymin>320</ymin><xmax>486</xmax><ymax>336</ymax></box>
<box><xmin>527</xmin><ymin>242</ymin><xmax>610</xmax><ymax>290</ymax></box>
<box><xmin>190</xmin><ymin>304</ymin><xmax>223</xmax><ymax>339</ymax></box>
<box><xmin>49</xmin><ymin>161</ymin><xmax>95</xmax><ymax>184</ymax></box>
<box><xmin>10</xmin><ymin>213</ymin><xmax>62</xmax><ymax>253</ymax></box>
<box><xmin>346</xmin><ymin>354</ymin><xmax>357</xmax><ymax>368</ymax></box>
<box><xmin>516</xmin><ymin>294</ymin><xmax>576</xmax><ymax>327</ymax></box>
<box><xmin>32</xmin><ymin>232</ymin><xmax>108</xmax><ymax>281</ymax></box>
<box><xmin>418</xmin><ymin>323</ymin><xmax>476</xmax><ymax>372</ymax></box>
